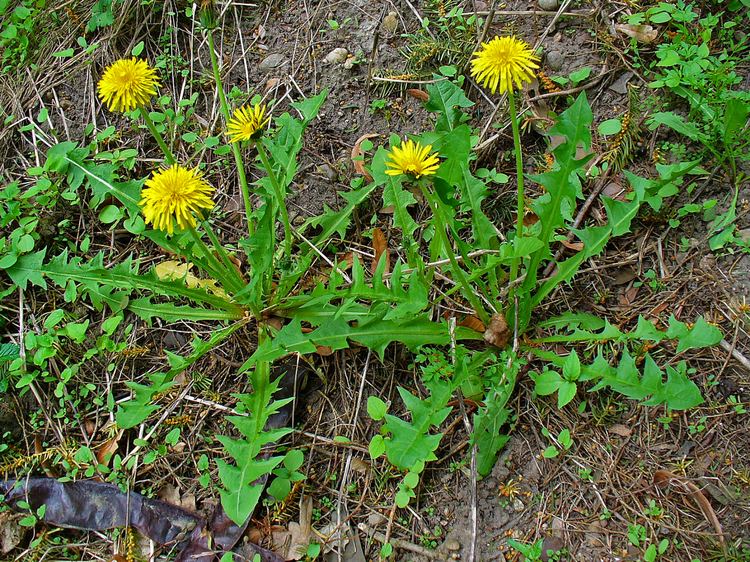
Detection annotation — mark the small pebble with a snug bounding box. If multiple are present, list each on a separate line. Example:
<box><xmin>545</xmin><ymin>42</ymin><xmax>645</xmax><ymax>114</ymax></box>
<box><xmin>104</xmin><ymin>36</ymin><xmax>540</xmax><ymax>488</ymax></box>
<box><xmin>316</xmin><ymin>163</ymin><xmax>337</xmax><ymax>181</ymax></box>
<box><xmin>259</xmin><ymin>53</ymin><xmax>287</xmax><ymax>72</ymax></box>
<box><xmin>324</xmin><ymin>47</ymin><xmax>349</xmax><ymax>64</ymax></box>
<box><xmin>538</xmin><ymin>0</ymin><xmax>559</xmax><ymax>9</ymax></box>
<box><xmin>512</xmin><ymin>498</ymin><xmax>525</xmax><ymax>512</ymax></box>
<box><xmin>445</xmin><ymin>538</ymin><xmax>461</xmax><ymax>551</ymax></box>
<box><xmin>367</xmin><ymin>512</ymin><xmax>387</xmax><ymax>527</ymax></box>
<box><xmin>546</xmin><ymin>50</ymin><xmax>564</xmax><ymax>71</ymax></box>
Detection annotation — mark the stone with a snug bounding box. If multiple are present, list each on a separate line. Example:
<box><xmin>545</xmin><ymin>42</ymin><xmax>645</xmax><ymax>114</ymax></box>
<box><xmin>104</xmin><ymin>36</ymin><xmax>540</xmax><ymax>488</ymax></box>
<box><xmin>444</xmin><ymin>538</ymin><xmax>461</xmax><ymax>551</ymax></box>
<box><xmin>259</xmin><ymin>53</ymin><xmax>287</xmax><ymax>72</ymax></box>
<box><xmin>546</xmin><ymin>50</ymin><xmax>564</xmax><ymax>71</ymax></box>
<box><xmin>324</xmin><ymin>47</ymin><xmax>349</xmax><ymax>65</ymax></box>
<box><xmin>538</xmin><ymin>0</ymin><xmax>559</xmax><ymax>9</ymax></box>
<box><xmin>610</xmin><ymin>71</ymin><xmax>634</xmax><ymax>94</ymax></box>
<box><xmin>316</xmin><ymin>163</ymin><xmax>337</xmax><ymax>181</ymax></box>
<box><xmin>367</xmin><ymin>512</ymin><xmax>387</xmax><ymax>527</ymax></box>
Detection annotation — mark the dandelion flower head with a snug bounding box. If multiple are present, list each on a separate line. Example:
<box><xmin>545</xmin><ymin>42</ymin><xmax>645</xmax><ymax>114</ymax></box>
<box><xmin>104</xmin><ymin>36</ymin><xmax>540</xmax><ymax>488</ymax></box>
<box><xmin>97</xmin><ymin>58</ymin><xmax>159</xmax><ymax>113</ymax></box>
<box><xmin>385</xmin><ymin>139</ymin><xmax>440</xmax><ymax>178</ymax></box>
<box><xmin>226</xmin><ymin>103</ymin><xmax>270</xmax><ymax>143</ymax></box>
<box><xmin>140</xmin><ymin>165</ymin><xmax>215</xmax><ymax>235</ymax></box>
<box><xmin>470</xmin><ymin>36</ymin><xmax>539</xmax><ymax>95</ymax></box>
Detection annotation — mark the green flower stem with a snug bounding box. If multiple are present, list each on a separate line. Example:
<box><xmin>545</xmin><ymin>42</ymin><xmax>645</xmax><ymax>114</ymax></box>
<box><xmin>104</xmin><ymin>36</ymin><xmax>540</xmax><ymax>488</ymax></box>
<box><xmin>507</xmin><ymin>88</ymin><xmax>525</xmax><ymax>307</ymax></box>
<box><xmin>256</xmin><ymin>141</ymin><xmax>292</xmax><ymax>259</ymax></box>
<box><xmin>206</xmin><ymin>29</ymin><xmax>254</xmax><ymax>236</ymax></box>
<box><xmin>186</xmin><ymin>226</ymin><xmax>243</xmax><ymax>294</ymax></box>
<box><xmin>422</xmin><ymin>186</ymin><xmax>489</xmax><ymax>325</ymax></box>
<box><xmin>201</xmin><ymin>220</ymin><xmax>245</xmax><ymax>290</ymax></box>
<box><xmin>139</xmin><ymin>107</ymin><xmax>175</xmax><ymax>165</ymax></box>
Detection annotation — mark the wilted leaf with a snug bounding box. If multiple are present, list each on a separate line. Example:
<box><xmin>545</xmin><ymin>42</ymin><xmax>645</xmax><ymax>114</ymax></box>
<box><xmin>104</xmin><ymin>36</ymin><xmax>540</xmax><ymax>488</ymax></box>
<box><xmin>561</xmin><ymin>239</ymin><xmax>584</xmax><ymax>251</ymax></box>
<box><xmin>615</xmin><ymin>23</ymin><xmax>658</xmax><ymax>43</ymax></box>
<box><xmin>154</xmin><ymin>260</ymin><xmax>229</xmax><ymax>298</ymax></box>
<box><xmin>371</xmin><ymin>227</ymin><xmax>390</xmax><ymax>275</ymax></box>
<box><xmin>0</xmin><ymin>511</ymin><xmax>25</xmax><ymax>554</ymax></box>
<box><xmin>653</xmin><ymin>470</ymin><xmax>725</xmax><ymax>548</ymax></box>
<box><xmin>406</xmin><ymin>88</ymin><xmax>429</xmax><ymax>102</ymax></box>
<box><xmin>272</xmin><ymin>496</ymin><xmax>313</xmax><ymax>560</ymax></box>
<box><xmin>351</xmin><ymin>133</ymin><xmax>378</xmax><ymax>181</ymax></box>
<box><xmin>484</xmin><ymin>313</ymin><xmax>510</xmax><ymax>348</ymax></box>
<box><xmin>95</xmin><ymin>429</ymin><xmax>123</xmax><ymax>466</ymax></box>
<box><xmin>458</xmin><ymin>315</ymin><xmax>486</xmax><ymax>333</ymax></box>
<box><xmin>609</xmin><ymin>424</ymin><xmax>632</xmax><ymax>437</ymax></box>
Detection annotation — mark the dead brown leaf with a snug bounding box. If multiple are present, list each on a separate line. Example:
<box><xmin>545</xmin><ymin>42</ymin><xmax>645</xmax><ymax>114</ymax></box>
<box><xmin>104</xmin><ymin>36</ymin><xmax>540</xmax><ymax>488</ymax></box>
<box><xmin>653</xmin><ymin>470</ymin><xmax>725</xmax><ymax>550</ymax></box>
<box><xmin>608</xmin><ymin>424</ymin><xmax>632</xmax><ymax>437</ymax></box>
<box><xmin>95</xmin><ymin>429</ymin><xmax>123</xmax><ymax>467</ymax></box>
<box><xmin>484</xmin><ymin>314</ymin><xmax>510</xmax><ymax>348</ymax></box>
<box><xmin>612</xmin><ymin>267</ymin><xmax>637</xmax><ymax>286</ymax></box>
<box><xmin>351</xmin><ymin>133</ymin><xmax>378</xmax><ymax>182</ymax></box>
<box><xmin>615</xmin><ymin>23</ymin><xmax>658</xmax><ymax>43</ymax></box>
<box><xmin>561</xmin><ymin>240</ymin><xmax>584</xmax><ymax>251</ymax></box>
<box><xmin>458</xmin><ymin>315</ymin><xmax>486</xmax><ymax>333</ymax></box>
<box><xmin>523</xmin><ymin>212</ymin><xmax>540</xmax><ymax>227</ymax></box>
<box><xmin>0</xmin><ymin>511</ymin><xmax>25</xmax><ymax>554</ymax></box>
<box><xmin>315</xmin><ymin>345</ymin><xmax>334</xmax><ymax>356</ymax></box>
<box><xmin>272</xmin><ymin>496</ymin><xmax>313</xmax><ymax>560</ymax></box>
<box><xmin>371</xmin><ymin>227</ymin><xmax>390</xmax><ymax>275</ymax></box>
<box><xmin>406</xmin><ymin>88</ymin><xmax>429</xmax><ymax>102</ymax></box>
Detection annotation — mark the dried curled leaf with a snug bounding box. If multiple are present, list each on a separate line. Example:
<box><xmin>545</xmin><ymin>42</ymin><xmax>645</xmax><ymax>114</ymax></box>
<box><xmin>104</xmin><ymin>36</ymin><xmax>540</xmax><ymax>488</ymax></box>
<box><xmin>653</xmin><ymin>470</ymin><xmax>725</xmax><ymax>549</ymax></box>
<box><xmin>406</xmin><ymin>88</ymin><xmax>429</xmax><ymax>102</ymax></box>
<box><xmin>615</xmin><ymin>23</ymin><xmax>658</xmax><ymax>43</ymax></box>
<box><xmin>484</xmin><ymin>313</ymin><xmax>510</xmax><ymax>348</ymax></box>
<box><xmin>371</xmin><ymin>227</ymin><xmax>390</xmax><ymax>275</ymax></box>
<box><xmin>155</xmin><ymin>260</ymin><xmax>229</xmax><ymax>298</ymax></box>
<box><xmin>351</xmin><ymin>133</ymin><xmax>378</xmax><ymax>182</ymax></box>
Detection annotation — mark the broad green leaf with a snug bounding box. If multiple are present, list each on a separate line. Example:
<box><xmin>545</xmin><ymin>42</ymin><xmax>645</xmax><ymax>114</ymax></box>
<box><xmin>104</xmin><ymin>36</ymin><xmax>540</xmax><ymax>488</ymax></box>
<box><xmin>667</xmin><ymin>316</ymin><xmax>722</xmax><ymax>352</ymax></box>
<box><xmin>557</xmin><ymin>381</ymin><xmax>577</xmax><ymax>408</ymax></box>
<box><xmin>424</xmin><ymin>78</ymin><xmax>474</xmax><ymax>131</ymax></box>
<box><xmin>648</xmin><ymin>112</ymin><xmax>706</xmax><ymax>143</ymax></box>
<box><xmin>6</xmin><ymin>249</ymin><xmax>47</xmax><ymax>290</ymax></box>
<box><xmin>534</xmin><ymin>370</ymin><xmax>562</xmax><ymax>396</ymax></box>
<box><xmin>598</xmin><ymin>118</ymin><xmax>622</xmax><ymax>136</ymax></box>
<box><xmin>369</xmin><ymin>434</ymin><xmax>386</xmax><ymax>458</ymax></box>
<box><xmin>367</xmin><ymin>396</ymin><xmax>388</xmax><ymax>420</ymax></box>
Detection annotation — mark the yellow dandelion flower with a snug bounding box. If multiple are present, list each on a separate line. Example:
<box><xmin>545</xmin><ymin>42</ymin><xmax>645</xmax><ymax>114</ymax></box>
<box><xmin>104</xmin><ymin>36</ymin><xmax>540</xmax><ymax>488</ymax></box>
<box><xmin>226</xmin><ymin>103</ymin><xmax>270</xmax><ymax>143</ymax></box>
<box><xmin>470</xmin><ymin>36</ymin><xmax>539</xmax><ymax>95</ymax></box>
<box><xmin>97</xmin><ymin>58</ymin><xmax>160</xmax><ymax>113</ymax></box>
<box><xmin>139</xmin><ymin>165</ymin><xmax>215</xmax><ymax>235</ymax></box>
<box><xmin>385</xmin><ymin>139</ymin><xmax>440</xmax><ymax>178</ymax></box>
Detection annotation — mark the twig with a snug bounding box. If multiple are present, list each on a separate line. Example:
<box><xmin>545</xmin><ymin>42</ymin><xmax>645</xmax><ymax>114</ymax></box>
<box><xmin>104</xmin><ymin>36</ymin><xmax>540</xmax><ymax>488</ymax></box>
<box><xmin>471</xmin><ymin>9</ymin><xmax>595</xmax><ymax>17</ymax></box>
<box><xmin>449</xmin><ymin>319</ymin><xmax>477</xmax><ymax>561</ymax></box>
<box><xmin>720</xmin><ymin>339</ymin><xmax>750</xmax><ymax>373</ymax></box>
<box><xmin>358</xmin><ymin>523</ymin><xmax>445</xmax><ymax>559</ymax></box>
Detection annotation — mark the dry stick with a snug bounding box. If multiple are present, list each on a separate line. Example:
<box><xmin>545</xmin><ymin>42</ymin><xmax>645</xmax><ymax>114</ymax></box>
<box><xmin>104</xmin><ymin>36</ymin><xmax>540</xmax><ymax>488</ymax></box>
<box><xmin>473</xmin><ymin>9</ymin><xmax>595</xmax><ymax>17</ymax></box>
<box><xmin>358</xmin><ymin>523</ymin><xmax>444</xmax><ymax>559</ymax></box>
<box><xmin>541</xmin><ymin>165</ymin><xmax>611</xmax><ymax>278</ymax></box>
<box><xmin>719</xmin><ymin>339</ymin><xmax>750</xmax><ymax>373</ymax></box>
<box><xmin>335</xmin><ymin>350</ymin><xmax>372</xmax><ymax>562</ymax></box>
<box><xmin>363</xmin><ymin>7</ymin><xmax>385</xmax><ymax>122</ymax></box>
<box><xmin>449</xmin><ymin>319</ymin><xmax>478</xmax><ymax>562</ymax></box>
